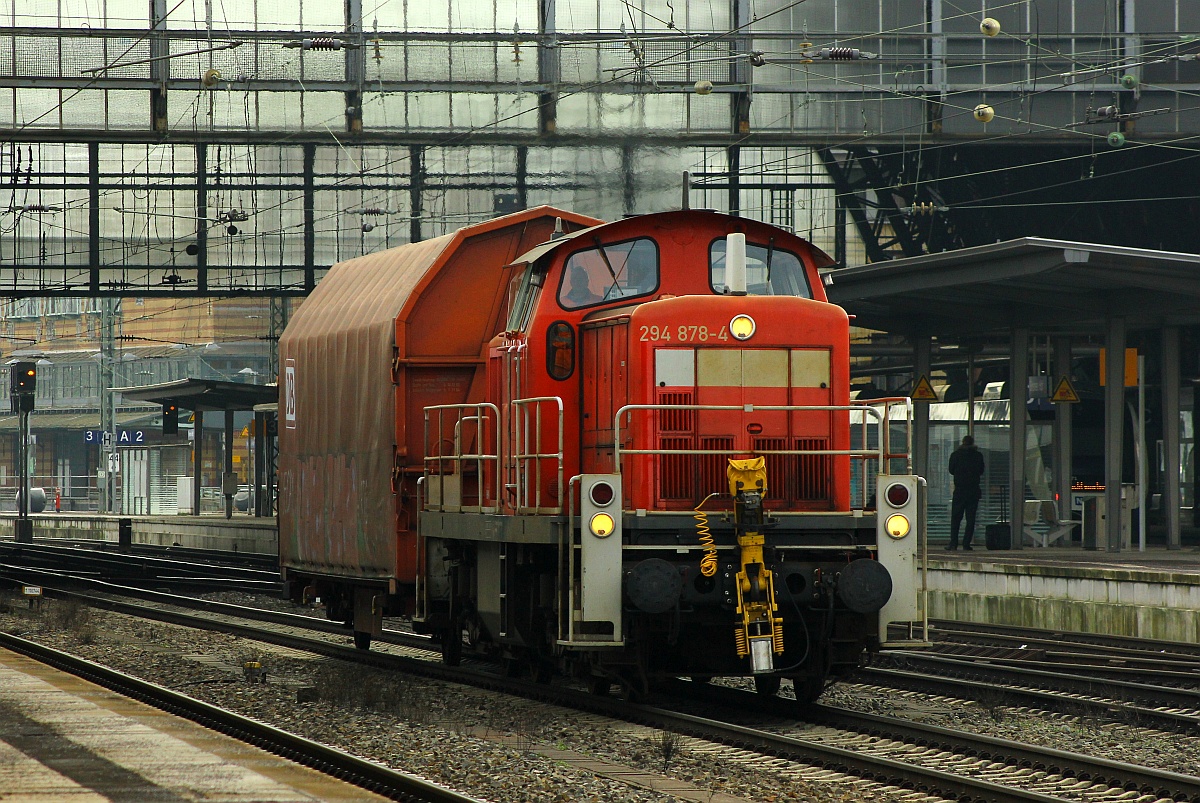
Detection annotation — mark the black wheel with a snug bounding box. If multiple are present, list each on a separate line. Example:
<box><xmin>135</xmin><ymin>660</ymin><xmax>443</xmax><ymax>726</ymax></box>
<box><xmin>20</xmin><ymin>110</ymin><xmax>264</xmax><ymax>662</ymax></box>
<box><xmin>531</xmin><ymin>660</ymin><xmax>553</xmax><ymax>684</ymax></box>
<box><xmin>440</xmin><ymin>627</ymin><xmax>462</xmax><ymax>667</ymax></box>
<box><xmin>619</xmin><ymin>678</ymin><xmax>647</xmax><ymax>702</ymax></box>
<box><xmin>586</xmin><ymin>676</ymin><xmax>612</xmax><ymax>697</ymax></box>
<box><xmin>792</xmin><ymin>672</ymin><xmax>828</xmax><ymax>704</ymax></box>
<box><xmin>754</xmin><ymin>675</ymin><xmax>782</xmax><ymax>697</ymax></box>
<box><xmin>353</xmin><ymin>630</ymin><xmax>371</xmax><ymax>650</ymax></box>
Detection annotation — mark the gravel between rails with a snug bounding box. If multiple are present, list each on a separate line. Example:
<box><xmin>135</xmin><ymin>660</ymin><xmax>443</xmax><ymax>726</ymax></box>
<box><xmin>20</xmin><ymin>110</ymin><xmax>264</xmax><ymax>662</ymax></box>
<box><xmin>3</xmin><ymin>589</ymin><xmax>1197</xmax><ymax>802</ymax></box>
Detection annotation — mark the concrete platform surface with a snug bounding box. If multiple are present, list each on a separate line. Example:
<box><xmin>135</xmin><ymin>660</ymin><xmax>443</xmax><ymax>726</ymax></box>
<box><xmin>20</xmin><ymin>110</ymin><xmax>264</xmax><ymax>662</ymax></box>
<box><xmin>928</xmin><ymin>545</ymin><xmax>1200</xmax><ymax>642</ymax></box>
<box><xmin>0</xmin><ymin>646</ymin><xmax>387</xmax><ymax>802</ymax></box>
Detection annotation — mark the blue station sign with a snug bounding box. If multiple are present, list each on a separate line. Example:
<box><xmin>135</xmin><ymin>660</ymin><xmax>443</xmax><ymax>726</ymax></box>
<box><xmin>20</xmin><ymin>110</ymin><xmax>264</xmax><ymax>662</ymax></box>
<box><xmin>85</xmin><ymin>429</ymin><xmax>147</xmax><ymax>446</ymax></box>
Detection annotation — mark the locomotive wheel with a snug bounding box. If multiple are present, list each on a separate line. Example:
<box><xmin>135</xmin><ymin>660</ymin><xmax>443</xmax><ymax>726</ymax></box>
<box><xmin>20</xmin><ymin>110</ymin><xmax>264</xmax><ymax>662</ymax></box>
<box><xmin>753</xmin><ymin>675</ymin><xmax>782</xmax><ymax>697</ymax></box>
<box><xmin>586</xmin><ymin>676</ymin><xmax>611</xmax><ymax>697</ymax></box>
<box><xmin>353</xmin><ymin>630</ymin><xmax>372</xmax><ymax>650</ymax></box>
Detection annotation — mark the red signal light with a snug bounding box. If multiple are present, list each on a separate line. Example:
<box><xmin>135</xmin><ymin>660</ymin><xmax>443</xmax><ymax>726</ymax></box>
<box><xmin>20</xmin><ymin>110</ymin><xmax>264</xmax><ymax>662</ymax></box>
<box><xmin>884</xmin><ymin>482</ymin><xmax>911</xmax><ymax>508</ymax></box>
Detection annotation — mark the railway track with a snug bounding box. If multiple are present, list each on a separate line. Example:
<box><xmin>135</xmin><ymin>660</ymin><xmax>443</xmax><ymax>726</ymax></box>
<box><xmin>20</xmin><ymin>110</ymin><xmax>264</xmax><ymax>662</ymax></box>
<box><xmin>23</xmin><ymin>537</ymin><xmax>279</xmax><ymax>571</ymax></box>
<box><xmin>912</xmin><ymin>620</ymin><xmax>1200</xmax><ymax>685</ymax></box>
<box><xmin>5</xmin><ymin>572</ymin><xmax>1199</xmax><ymax>803</ymax></box>
<box><xmin>0</xmin><ymin>540</ymin><xmax>280</xmax><ymax>593</ymax></box>
<box><xmin>677</xmin><ymin>681</ymin><xmax>1200</xmax><ymax>803</ymax></box>
<box><xmin>859</xmin><ymin>654</ymin><xmax>1200</xmax><ymax>735</ymax></box>
<box><xmin>0</xmin><ymin>630</ymin><xmax>484</xmax><ymax>803</ymax></box>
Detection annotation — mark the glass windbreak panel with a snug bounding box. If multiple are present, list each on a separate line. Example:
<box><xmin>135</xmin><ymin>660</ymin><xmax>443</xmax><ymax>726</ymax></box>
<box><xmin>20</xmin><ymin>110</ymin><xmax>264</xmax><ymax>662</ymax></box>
<box><xmin>558</xmin><ymin>238</ymin><xmax>659</xmax><ymax>310</ymax></box>
<box><xmin>709</xmin><ymin>241</ymin><xmax>812</xmax><ymax>298</ymax></box>
<box><xmin>506</xmin><ymin>265</ymin><xmax>543</xmax><ymax>332</ymax></box>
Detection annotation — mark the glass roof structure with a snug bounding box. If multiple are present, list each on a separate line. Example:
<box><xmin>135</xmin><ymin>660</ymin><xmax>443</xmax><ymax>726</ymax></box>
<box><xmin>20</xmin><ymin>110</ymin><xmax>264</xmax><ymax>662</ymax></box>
<box><xmin>0</xmin><ymin>0</ymin><xmax>1196</xmax><ymax>294</ymax></box>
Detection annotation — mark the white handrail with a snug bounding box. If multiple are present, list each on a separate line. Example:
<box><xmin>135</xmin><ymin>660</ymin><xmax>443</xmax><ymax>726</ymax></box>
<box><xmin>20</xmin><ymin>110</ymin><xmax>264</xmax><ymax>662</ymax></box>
<box><xmin>510</xmin><ymin>396</ymin><xmax>564</xmax><ymax>514</ymax></box>
<box><xmin>422</xmin><ymin>402</ymin><xmax>501</xmax><ymax>513</ymax></box>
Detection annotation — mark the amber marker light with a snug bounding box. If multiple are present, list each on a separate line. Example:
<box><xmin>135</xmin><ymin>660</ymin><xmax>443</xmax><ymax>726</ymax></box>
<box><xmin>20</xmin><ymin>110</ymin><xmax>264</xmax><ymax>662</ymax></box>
<box><xmin>729</xmin><ymin>314</ymin><xmax>756</xmax><ymax>340</ymax></box>
<box><xmin>589</xmin><ymin>512</ymin><xmax>615</xmax><ymax>537</ymax></box>
<box><xmin>884</xmin><ymin>514</ymin><xmax>911</xmax><ymax>539</ymax></box>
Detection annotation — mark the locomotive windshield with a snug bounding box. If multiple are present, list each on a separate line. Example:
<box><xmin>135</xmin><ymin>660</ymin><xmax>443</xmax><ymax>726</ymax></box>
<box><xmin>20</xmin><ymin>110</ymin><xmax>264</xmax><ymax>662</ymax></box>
<box><xmin>709</xmin><ymin>239</ymin><xmax>812</xmax><ymax>298</ymax></box>
<box><xmin>558</xmin><ymin>237</ymin><xmax>659</xmax><ymax>310</ymax></box>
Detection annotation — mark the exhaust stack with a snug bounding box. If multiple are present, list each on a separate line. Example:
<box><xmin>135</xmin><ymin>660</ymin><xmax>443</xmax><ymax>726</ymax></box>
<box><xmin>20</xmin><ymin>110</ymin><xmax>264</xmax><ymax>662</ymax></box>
<box><xmin>726</xmin><ymin>233</ymin><xmax>747</xmax><ymax>295</ymax></box>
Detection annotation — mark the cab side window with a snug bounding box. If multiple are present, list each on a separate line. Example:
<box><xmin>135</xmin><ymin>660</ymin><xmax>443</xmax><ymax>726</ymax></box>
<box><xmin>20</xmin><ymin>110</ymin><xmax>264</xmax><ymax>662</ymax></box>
<box><xmin>558</xmin><ymin>238</ymin><xmax>659</xmax><ymax>310</ymax></box>
<box><xmin>709</xmin><ymin>240</ymin><xmax>813</xmax><ymax>298</ymax></box>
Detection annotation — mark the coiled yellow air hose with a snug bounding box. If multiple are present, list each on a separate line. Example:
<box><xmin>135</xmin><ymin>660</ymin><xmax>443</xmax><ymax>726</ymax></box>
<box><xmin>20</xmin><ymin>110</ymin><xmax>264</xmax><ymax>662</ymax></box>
<box><xmin>694</xmin><ymin>493</ymin><xmax>720</xmax><ymax>577</ymax></box>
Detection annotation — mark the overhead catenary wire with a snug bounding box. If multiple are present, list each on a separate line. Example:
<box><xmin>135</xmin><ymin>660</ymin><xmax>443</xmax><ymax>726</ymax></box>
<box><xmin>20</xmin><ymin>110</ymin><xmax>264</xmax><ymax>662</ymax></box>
<box><xmin>6</xmin><ymin>0</ymin><xmax>1200</xmax><ymax>281</ymax></box>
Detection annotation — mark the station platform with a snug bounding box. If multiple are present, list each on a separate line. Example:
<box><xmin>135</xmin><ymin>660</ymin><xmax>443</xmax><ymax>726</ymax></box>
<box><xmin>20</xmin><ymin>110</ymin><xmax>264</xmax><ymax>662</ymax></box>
<box><xmin>0</xmin><ymin>645</ymin><xmax>385</xmax><ymax>802</ymax></box>
<box><xmin>0</xmin><ymin>512</ymin><xmax>276</xmax><ymax>555</ymax></box>
<box><xmin>929</xmin><ymin>544</ymin><xmax>1200</xmax><ymax>643</ymax></box>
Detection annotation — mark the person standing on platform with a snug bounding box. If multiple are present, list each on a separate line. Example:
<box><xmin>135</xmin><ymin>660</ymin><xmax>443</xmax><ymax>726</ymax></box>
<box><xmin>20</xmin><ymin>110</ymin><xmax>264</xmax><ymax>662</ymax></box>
<box><xmin>946</xmin><ymin>434</ymin><xmax>985</xmax><ymax>550</ymax></box>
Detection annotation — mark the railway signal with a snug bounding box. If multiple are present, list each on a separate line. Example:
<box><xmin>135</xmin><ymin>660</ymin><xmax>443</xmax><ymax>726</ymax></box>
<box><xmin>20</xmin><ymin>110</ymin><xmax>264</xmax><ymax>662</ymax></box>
<box><xmin>10</xmin><ymin>361</ymin><xmax>36</xmax><ymax>412</ymax></box>
<box><xmin>163</xmin><ymin>403</ymin><xmax>178</xmax><ymax>435</ymax></box>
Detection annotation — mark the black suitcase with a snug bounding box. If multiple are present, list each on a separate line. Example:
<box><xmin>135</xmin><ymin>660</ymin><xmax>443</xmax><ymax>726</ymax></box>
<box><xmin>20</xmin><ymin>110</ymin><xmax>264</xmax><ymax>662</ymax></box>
<box><xmin>985</xmin><ymin>523</ymin><xmax>1011</xmax><ymax>550</ymax></box>
<box><xmin>985</xmin><ymin>493</ymin><xmax>1010</xmax><ymax>550</ymax></box>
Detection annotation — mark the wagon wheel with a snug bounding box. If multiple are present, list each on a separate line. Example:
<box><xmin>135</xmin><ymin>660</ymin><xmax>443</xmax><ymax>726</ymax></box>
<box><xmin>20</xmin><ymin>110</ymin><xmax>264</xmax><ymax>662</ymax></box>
<box><xmin>753</xmin><ymin>674</ymin><xmax>782</xmax><ymax>697</ymax></box>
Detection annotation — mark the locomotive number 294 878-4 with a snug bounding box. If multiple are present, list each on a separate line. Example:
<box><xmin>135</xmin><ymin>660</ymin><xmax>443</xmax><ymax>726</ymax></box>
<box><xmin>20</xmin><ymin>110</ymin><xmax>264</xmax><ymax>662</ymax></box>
<box><xmin>639</xmin><ymin>324</ymin><xmax>730</xmax><ymax>343</ymax></box>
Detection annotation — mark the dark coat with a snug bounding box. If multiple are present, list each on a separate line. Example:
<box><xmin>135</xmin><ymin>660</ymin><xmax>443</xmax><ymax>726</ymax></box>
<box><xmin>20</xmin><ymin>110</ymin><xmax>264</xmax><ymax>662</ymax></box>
<box><xmin>948</xmin><ymin>444</ymin><xmax>985</xmax><ymax>500</ymax></box>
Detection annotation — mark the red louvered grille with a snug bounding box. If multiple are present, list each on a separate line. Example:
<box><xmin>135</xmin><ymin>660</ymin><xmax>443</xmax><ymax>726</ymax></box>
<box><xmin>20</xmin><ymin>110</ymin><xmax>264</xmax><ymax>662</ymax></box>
<box><xmin>753</xmin><ymin>438</ymin><xmax>791</xmax><ymax>501</ymax></box>
<box><xmin>658</xmin><ymin>437</ymin><xmax>694</xmax><ymax>500</ymax></box>
<box><xmin>656</xmin><ymin>391</ymin><xmax>694</xmax><ymax>432</ymax></box>
<box><xmin>795</xmin><ymin>437</ymin><xmax>833</xmax><ymax>504</ymax></box>
<box><xmin>700</xmin><ymin>437</ymin><xmax>734</xmax><ymax>500</ymax></box>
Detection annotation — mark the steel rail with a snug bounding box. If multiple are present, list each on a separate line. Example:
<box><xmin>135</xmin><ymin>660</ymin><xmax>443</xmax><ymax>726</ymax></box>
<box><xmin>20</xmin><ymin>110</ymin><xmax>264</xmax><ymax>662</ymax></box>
<box><xmin>13</xmin><ymin>570</ymin><xmax>1189</xmax><ymax>801</ymax></box>
<box><xmin>919</xmin><ymin>648</ymin><xmax>1200</xmax><ymax>684</ymax></box>
<box><xmin>856</xmin><ymin>663</ymin><xmax>1200</xmax><ymax>735</ymax></box>
<box><xmin>0</xmin><ymin>631</ymin><xmax>485</xmax><ymax>803</ymax></box>
<box><xmin>7</xmin><ymin>538</ymin><xmax>279</xmax><ymax>570</ymax></box>
<box><xmin>666</xmin><ymin>680</ymin><xmax>1200</xmax><ymax>802</ymax></box>
<box><xmin>1</xmin><ymin>577</ymin><xmax>1074</xmax><ymax>803</ymax></box>
<box><xmin>881</xmin><ymin>650</ymin><xmax>1200</xmax><ymax>710</ymax></box>
<box><xmin>925</xmin><ymin>619</ymin><xmax>1200</xmax><ymax>661</ymax></box>
<box><xmin>0</xmin><ymin>541</ymin><xmax>278</xmax><ymax>584</ymax></box>
<box><xmin>0</xmin><ymin>566</ymin><xmax>431</xmax><ymax>650</ymax></box>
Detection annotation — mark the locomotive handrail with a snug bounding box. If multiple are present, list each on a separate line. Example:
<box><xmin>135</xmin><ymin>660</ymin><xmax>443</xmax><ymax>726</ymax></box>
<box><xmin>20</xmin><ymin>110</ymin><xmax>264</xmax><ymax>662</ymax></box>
<box><xmin>613</xmin><ymin>401</ymin><xmax>909</xmax><ymax>511</ymax></box>
<box><xmin>613</xmin><ymin>402</ymin><xmax>889</xmax><ymax>475</ymax></box>
<box><xmin>850</xmin><ymin>396</ymin><xmax>914</xmax><ymax>475</ymax></box>
<box><xmin>421</xmin><ymin>402</ymin><xmax>501</xmax><ymax>513</ymax></box>
<box><xmin>510</xmin><ymin>396</ymin><xmax>565</xmax><ymax>515</ymax></box>
<box><xmin>562</xmin><ymin>474</ymin><xmax>581</xmax><ymax>644</ymax></box>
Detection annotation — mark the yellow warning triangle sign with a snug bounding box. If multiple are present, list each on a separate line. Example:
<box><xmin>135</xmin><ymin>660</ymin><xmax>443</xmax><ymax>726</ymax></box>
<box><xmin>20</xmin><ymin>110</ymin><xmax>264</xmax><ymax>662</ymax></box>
<box><xmin>911</xmin><ymin>374</ymin><xmax>939</xmax><ymax>402</ymax></box>
<box><xmin>1051</xmin><ymin>376</ymin><xmax>1080</xmax><ymax>403</ymax></box>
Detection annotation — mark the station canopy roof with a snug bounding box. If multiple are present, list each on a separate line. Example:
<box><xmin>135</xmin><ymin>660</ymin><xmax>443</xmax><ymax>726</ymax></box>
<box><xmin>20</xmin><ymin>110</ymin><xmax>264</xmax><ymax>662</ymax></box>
<box><xmin>113</xmin><ymin>378</ymin><xmax>277</xmax><ymax>411</ymax></box>
<box><xmin>822</xmin><ymin>238</ymin><xmax>1200</xmax><ymax>337</ymax></box>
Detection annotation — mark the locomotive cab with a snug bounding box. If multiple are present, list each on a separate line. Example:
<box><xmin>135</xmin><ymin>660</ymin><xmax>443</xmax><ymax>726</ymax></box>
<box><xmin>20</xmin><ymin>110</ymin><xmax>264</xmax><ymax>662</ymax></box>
<box><xmin>415</xmin><ymin>210</ymin><xmax>928</xmax><ymax>698</ymax></box>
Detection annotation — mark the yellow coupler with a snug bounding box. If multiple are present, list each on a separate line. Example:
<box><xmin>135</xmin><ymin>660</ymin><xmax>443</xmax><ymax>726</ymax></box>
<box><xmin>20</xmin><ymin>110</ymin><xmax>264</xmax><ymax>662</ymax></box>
<box><xmin>727</xmin><ymin>458</ymin><xmax>784</xmax><ymax>667</ymax></box>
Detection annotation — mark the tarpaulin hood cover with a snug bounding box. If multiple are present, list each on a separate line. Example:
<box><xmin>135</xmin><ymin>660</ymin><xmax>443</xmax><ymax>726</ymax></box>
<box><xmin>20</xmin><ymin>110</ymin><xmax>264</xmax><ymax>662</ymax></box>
<box><xmin>277</xmin><ymin>207</ymin><xmax>600</xmax><ymax>583</ymax></box>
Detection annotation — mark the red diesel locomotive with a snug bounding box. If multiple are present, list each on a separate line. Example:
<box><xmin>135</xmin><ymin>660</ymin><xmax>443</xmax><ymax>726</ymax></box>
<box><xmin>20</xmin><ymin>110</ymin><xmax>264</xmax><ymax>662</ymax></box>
<box><xmin>279</xmin><ymin>207</ymin><xmax>927</xmax><ymax>699</ymax></box>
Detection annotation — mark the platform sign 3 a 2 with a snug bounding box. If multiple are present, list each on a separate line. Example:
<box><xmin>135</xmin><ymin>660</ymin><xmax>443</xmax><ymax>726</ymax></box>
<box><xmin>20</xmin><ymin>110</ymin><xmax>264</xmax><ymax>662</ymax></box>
<box><xmin>85</xmin><ymin>429</ymin><xmax>147</xmax><ymax>446</ymax></box>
